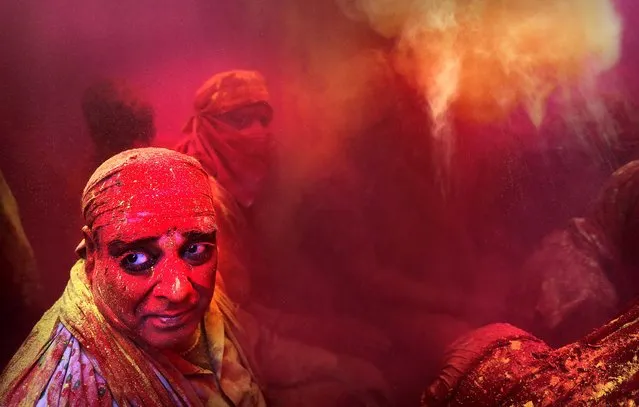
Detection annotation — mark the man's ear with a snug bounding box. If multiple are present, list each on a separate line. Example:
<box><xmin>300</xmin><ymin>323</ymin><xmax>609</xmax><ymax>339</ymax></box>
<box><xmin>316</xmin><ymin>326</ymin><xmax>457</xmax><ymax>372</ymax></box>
<box><xmin>80</xmin><ymin>226</ymin><xmax>97</xmax><ymax>279</ymax></box>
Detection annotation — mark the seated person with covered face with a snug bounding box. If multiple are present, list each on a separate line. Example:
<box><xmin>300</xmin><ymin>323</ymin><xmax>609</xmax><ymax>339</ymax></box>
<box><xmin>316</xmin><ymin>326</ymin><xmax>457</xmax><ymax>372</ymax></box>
<box><xmin>0</xmin><ymin>148</ymin><xmax>264</xmax><ymax>406</ymax></box>
<box><xmin>175</xmin><ymin>70</ymin><xmax>392</xmax><ymax>407</ymax></box>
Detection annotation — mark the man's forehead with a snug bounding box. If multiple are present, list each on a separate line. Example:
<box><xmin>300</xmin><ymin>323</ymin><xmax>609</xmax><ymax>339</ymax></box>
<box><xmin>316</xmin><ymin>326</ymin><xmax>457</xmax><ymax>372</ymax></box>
<box><xmin>99</xmin><ymin>214</ymin><xmax>217</xmax><ymax>244</ymax></box>
<box><xmin>82</xmin><ymin>149</ymin><xmax>217</xmax><ymax>232</ymax></box>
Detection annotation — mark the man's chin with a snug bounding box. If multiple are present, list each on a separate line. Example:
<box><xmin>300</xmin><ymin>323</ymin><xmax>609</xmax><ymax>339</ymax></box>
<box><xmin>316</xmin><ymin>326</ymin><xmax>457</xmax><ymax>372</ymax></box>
<box><xmin>141</xmin><ymin>321</ymin><xmax>200</xmax><ymax>351</ymax></box>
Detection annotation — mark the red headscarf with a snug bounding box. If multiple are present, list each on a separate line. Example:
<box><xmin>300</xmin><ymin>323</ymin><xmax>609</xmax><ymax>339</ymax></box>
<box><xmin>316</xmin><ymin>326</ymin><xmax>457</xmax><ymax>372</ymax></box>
<box><xmin>76</xmin><ymin>147</ymin><xmax>216</xmax><ymax>256</ymax></box>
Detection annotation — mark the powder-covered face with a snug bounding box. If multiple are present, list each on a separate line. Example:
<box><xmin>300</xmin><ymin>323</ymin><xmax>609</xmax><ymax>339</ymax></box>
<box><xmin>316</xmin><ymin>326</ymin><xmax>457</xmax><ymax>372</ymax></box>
<box><xmin>82</xmin><ymin>148</ymin><xmax>219</xmax><ymax>351</ymax></box>
<box><xmin>89</xmin><ymin>214</ymin><xmax>217</xmax><ymax>351</ymax></box>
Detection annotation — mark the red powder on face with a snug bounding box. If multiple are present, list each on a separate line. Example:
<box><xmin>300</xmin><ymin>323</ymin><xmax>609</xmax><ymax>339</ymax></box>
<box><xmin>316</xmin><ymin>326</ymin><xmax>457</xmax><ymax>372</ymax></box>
<box><xmin>81</xmin><ymin>148</ymin><xmax>219</xmax><ymax>350</ymax></box>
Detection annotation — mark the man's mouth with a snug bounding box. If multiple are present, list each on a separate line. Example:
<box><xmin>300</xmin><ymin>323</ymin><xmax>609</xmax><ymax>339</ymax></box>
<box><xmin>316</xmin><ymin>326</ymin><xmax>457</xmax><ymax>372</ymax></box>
<box><xmin>149</xmin><ymin>306</ymin><xmax>197</xmax><ymax>329</ymax></box>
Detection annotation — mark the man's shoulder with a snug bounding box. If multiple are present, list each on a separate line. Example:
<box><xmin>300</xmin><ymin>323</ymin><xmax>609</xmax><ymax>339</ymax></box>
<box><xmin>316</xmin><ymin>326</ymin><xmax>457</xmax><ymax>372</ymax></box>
<box><xmin>1</xmin><ymin>322</ymin><xmax>115</xmax><ymax>406</ymax></box>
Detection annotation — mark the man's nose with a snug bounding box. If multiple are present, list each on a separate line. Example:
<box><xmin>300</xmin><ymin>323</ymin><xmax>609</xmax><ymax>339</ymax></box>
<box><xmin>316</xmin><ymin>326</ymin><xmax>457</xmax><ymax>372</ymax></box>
<box><xmin>153</xmin><ymin>263</ymin><xmax>194</xmax><ymax>303</ymax></box>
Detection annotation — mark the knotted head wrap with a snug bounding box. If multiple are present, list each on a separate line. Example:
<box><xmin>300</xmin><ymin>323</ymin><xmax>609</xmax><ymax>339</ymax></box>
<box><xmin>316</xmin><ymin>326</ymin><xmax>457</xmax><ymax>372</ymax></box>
<box><xmin>190</xmin><ymin>70</ymin><xmax>271</xmax><ymax>117</ymax></box>
<box><xmin>77</xmin><ymin>147</ymin><xmax>217</xmax><ymax>253</ymax></box>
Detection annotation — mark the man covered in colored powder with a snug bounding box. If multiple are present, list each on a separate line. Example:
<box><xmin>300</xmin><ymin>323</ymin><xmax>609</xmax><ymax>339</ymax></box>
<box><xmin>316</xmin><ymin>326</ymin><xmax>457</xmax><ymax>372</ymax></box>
<box><xmin>0</xmin><ymin>148</ymin><xmax>264</xmax><ymax>406</ymax></box>
<box><xmin>175</xmin><ymin>71</ymin><xmax>392</xmax><ymax>406</ymax></box>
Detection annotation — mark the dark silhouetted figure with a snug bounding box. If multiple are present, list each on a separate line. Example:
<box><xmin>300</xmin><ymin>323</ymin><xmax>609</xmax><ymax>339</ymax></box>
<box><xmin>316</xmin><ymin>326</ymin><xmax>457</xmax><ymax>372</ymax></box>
<box><xmin>81</xmin><ymin>78</ymin><xmax>156</xmax><ymax>165</ymax></box>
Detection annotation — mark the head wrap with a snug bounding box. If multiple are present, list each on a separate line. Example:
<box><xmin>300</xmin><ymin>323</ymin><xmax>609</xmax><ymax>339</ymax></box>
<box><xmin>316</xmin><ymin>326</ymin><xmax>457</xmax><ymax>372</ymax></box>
<box><xmin>77</xmin><ymin>147</ymin><xmax>216</xmax><ymax>253</ymax></box>
<box><xmin>190</xmin><ymin>70</ymin><xmax>271</xmax><ymax>117</ymax></box>
<box><xmin>176</xmin><ymin>71</ymin><xmax>273</xmax><ymax>208</ymax></box>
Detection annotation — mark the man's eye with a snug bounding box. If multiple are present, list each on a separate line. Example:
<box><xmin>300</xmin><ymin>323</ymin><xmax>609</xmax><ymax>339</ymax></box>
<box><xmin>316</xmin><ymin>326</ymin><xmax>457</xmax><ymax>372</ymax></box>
<box><xmin>182</xmin><ymin>243</ymin><xmax>215</xmax><ymax>265</ymax></box>
<box><xmin>120</xmin><ymin>252</ymin><xmax>154</xmax><ymax>273</ymax></box>
<box><xmin>259</xmin><ymin>116</ymin><xmax>271</xmax><ymax>127</ymax></box>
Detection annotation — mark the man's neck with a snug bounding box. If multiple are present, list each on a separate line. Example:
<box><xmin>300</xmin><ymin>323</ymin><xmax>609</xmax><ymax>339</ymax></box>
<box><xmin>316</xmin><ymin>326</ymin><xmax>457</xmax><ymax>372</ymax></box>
<box><xmin>175</xmin><ymin>325</ymin><xmax>215</xmax><ymax>372</ymax></box>
<box><xmin>175</xmin><ymin>325</ymin><xmax>202</xmax><ymax>355</ymax></box>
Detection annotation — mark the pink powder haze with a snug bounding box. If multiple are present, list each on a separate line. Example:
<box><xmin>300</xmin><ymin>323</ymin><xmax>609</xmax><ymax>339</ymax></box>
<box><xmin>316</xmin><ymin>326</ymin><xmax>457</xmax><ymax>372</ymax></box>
<box><xmin>3</xmin><ymin>1</ymin><xmax>639</xmax><ymax>403</ymax></box>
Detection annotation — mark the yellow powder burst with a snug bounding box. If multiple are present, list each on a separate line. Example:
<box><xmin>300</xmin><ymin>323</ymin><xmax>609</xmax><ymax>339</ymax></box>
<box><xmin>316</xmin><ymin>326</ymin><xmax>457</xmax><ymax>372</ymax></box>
<box><xmin>338</xmin><ymin>0</ymin><xmax>622</xmax><ymax>166</ymax></box>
